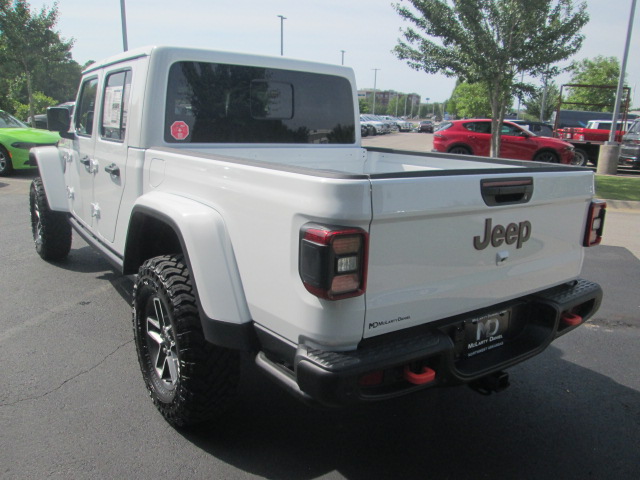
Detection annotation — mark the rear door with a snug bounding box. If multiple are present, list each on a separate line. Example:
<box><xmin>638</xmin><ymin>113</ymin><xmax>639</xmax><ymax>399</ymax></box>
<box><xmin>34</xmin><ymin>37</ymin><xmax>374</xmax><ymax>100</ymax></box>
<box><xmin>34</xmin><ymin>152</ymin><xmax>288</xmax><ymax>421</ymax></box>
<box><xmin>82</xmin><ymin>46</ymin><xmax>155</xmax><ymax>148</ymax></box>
<box><xmin>93</xmin><ymin>68</ymin><xmax>133</xmax><ymax>242</ymax></box>
<box><xmin>463</xmin><ymin>121</ymin><xmax>491</xmax><ymax>156</ymax></box>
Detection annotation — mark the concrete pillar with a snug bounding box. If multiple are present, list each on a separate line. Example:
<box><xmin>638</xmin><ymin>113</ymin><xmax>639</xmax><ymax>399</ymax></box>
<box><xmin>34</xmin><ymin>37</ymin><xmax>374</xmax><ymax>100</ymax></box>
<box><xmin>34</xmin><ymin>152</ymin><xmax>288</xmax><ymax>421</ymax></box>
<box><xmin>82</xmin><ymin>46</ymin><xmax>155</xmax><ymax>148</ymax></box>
<box><xmin>597</xmin><ymin>143</ymin><xmax>620</xmax><ymax>175</ymax></box>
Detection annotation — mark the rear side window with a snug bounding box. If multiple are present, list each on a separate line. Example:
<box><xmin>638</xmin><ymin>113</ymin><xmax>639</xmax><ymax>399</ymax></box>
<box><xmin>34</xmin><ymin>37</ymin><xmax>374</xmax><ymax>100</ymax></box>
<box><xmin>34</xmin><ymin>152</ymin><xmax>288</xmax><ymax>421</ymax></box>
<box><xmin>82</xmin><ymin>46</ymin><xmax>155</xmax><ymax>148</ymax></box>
<box><xmin>75</xmin><ymin>77</ymin><xmax>98</xmax><ymax>137</ymax></box>
<box><xmin>463</xmin><ymin>122</ymin><xmax>490</xmax><ymax>134</ymax></box>
<box><xmin>164</xmin><ymin>61</ymin><xmax>355</xmax><ymax>144</ymax></box>
<box><xmin>101</xmin><ymin>70</ymin><xmax>131</xmax><ymax>142</ymax></box>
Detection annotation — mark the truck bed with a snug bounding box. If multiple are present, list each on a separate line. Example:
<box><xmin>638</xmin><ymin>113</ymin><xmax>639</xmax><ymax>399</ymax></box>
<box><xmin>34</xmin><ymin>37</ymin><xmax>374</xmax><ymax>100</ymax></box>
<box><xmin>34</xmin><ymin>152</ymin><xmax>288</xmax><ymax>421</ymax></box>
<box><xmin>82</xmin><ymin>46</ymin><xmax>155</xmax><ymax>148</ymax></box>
<box><xmin>140</xmin><ymin>145</ymin><xmax>594</xmax><ymax>346</ymax></box>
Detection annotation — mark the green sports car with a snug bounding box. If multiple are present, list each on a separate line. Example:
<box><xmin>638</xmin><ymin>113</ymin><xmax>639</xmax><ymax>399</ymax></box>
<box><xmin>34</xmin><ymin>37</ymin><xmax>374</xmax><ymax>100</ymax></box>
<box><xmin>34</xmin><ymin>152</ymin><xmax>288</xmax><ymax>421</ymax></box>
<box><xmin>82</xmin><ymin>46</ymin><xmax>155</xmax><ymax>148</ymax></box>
<box><xmin>0</xmin><ymin>110</ymin><xmax>60</xmax><ymax>176</ymax></box>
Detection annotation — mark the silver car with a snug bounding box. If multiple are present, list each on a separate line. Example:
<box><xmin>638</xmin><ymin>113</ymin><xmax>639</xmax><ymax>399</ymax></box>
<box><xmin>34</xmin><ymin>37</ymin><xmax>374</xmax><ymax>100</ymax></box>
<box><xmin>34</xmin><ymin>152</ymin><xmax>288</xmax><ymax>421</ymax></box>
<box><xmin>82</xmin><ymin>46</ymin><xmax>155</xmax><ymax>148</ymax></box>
<box><xmin>619</xmin><ymin>119</ymin><xmax>640</xmax><ymax>168</ymax></box>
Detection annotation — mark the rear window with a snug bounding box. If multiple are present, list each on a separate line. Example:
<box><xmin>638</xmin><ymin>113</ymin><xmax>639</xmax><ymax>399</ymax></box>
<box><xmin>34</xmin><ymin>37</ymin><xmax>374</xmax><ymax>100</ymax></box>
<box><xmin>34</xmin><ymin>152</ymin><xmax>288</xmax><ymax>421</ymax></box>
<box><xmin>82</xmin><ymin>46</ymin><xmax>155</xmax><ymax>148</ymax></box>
<box><xmin>463</xmin><ymin>121</ymin><xmax>491</xmax><ymax>133</ymax></box>
<box><xmin>164</xmin><ymin>61</ymin><xmax>355</xmax><ymax>144</ymax></box>
<box><xmin>435</xmin><ymin>121</ymin><xmax>452</xmax><ymax>132</ymax></box>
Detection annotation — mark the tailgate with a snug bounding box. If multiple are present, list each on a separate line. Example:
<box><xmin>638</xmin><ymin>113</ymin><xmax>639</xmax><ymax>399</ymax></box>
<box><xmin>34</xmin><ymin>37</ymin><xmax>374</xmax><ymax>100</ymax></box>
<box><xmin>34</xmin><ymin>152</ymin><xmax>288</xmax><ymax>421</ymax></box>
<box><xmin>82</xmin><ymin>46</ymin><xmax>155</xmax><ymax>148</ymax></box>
<box><xmin>364</xmin><ymin>170</ymin><xmax>594</xmax><ymax>338</ymax></box>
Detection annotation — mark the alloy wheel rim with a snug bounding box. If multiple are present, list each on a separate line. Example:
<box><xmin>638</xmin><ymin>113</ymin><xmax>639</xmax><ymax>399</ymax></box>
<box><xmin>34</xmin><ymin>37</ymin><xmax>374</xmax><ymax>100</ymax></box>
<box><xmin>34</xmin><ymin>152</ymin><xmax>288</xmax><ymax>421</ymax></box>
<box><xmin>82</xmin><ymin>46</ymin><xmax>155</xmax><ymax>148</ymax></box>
<box><xmin>146</xmin><ymin>296</ymin><xmax>180</xmax><ymax>388</ymax></box>
<box><xmin>32</xmin><ymin>200</ymin><xmax>44</xmax><ymax>248</ymax></box>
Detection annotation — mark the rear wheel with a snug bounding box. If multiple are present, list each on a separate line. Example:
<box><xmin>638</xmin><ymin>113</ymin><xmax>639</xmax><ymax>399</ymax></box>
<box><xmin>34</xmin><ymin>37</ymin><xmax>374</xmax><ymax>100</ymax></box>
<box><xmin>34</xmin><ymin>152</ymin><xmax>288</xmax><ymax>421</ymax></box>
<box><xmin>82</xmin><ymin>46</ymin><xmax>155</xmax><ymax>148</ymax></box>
<box><xmin>0</xmin><ymin>145</ymin><xmax>13</xmax><ymax>176</ymax></box>
<box><xmin>448</xmin><ymin>145</ymin><xmax>471</xmax><ymax>155</ymax></box>
<box><xmin>132</xmin><ymin>254</ymin><xmax>240</xmax><ymax>427</ymax></box>
<box><xmin>571</xmin><ymin>148</ymin><xmax>589</xmax><ymax>166</ymax></box>
<box><xmin>533</xmin><ymin>150</ymin><xmax>559</xmax><ymax>163</ymax></box>
<box><xmin>29</xmin><ymin>177</ymin><xmax>72</xmax><ymax>261</ymax></box>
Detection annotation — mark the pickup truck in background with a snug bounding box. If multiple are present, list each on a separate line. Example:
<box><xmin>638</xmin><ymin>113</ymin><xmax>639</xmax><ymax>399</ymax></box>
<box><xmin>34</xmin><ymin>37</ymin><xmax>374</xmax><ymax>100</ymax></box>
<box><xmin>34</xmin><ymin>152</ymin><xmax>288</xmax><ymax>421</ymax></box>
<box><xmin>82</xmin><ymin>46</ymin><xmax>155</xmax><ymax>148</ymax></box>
<box><xmin>30</xmin><ymin>46</ymin><xmax>605</xmax><ymax>428</ymax></box>
<box><xmin>556</xmin><ymin>119</ymin><xmax>633</xmax><ymax>166</ymax></box>
<box><xmin>551</xmin><ymin>83</ymin><xmax>638</xmax><ymax>167</ymax></box>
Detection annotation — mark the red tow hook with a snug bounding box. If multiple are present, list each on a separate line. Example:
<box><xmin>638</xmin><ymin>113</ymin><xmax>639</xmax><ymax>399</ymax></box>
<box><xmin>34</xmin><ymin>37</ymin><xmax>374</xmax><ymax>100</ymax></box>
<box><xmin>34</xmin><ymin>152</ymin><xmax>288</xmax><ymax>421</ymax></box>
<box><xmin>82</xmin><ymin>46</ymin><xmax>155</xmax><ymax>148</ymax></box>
<box><xmin>403</xmin><ymin>365</ymin><xmax>436</xmax><ymax>385</ymax></box>
<box><xmin>561</xmin><ymin>312</ymin><xmax>583</xmax><ymax>327</ymax></box>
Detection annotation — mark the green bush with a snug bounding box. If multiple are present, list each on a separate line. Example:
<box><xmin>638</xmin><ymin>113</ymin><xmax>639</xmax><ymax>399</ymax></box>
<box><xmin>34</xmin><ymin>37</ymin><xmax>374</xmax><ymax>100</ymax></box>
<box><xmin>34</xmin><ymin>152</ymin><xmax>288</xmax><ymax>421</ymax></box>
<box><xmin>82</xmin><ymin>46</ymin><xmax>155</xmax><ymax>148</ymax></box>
<box><xmin>13</xmin><ymin>92</ymin><xmax>58</xmax><ymax>122</ymax></box>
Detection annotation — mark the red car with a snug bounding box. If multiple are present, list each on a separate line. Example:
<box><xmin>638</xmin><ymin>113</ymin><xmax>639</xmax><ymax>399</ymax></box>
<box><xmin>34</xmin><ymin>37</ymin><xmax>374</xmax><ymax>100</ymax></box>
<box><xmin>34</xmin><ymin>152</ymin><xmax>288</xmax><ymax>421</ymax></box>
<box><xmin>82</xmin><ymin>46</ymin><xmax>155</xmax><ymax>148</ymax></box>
<box><xmin>433</xmin><ymin>119</ymin><xmax>575</xmax><ymax>164</ymax></box>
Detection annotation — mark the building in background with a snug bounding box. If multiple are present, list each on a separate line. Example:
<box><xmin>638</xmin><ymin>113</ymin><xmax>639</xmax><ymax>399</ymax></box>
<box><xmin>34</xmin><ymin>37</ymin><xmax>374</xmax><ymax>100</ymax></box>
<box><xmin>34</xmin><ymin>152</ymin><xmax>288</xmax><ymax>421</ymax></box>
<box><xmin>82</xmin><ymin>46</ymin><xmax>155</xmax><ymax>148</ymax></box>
<box><xmin>358</xmin><ymin>89</ymin><xmax>421</xmax><ymax>117</ymax></box>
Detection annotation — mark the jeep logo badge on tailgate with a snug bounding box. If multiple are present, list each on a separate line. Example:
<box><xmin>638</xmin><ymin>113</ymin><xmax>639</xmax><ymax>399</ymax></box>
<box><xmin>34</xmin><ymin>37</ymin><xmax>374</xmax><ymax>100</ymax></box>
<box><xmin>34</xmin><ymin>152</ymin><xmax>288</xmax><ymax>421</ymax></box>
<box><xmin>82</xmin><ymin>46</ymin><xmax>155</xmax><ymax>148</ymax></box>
<box><xmin>473</xmin><ymin>218</ymin><xmax>531</xmax><ymax>250</ymax></box>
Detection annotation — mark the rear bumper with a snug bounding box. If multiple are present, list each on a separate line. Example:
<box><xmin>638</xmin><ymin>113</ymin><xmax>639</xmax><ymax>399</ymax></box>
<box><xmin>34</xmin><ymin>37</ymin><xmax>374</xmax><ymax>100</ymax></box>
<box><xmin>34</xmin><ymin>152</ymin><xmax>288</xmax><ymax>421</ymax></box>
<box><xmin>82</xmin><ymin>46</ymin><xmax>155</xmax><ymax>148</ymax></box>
<box><xmin>256</xmin><ymin>279</ymin><xmax>602</xmax><ymax>406</ymax></box>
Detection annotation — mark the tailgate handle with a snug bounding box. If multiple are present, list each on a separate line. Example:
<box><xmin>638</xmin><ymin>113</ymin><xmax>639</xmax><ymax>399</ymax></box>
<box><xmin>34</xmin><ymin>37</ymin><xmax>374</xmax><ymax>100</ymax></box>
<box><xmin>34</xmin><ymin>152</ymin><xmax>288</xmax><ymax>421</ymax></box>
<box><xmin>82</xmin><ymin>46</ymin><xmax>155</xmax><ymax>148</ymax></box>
<box><xmin>481</xmin><ymin>177</ymin><xmax>533</xmax><ymax>206</ymax></box>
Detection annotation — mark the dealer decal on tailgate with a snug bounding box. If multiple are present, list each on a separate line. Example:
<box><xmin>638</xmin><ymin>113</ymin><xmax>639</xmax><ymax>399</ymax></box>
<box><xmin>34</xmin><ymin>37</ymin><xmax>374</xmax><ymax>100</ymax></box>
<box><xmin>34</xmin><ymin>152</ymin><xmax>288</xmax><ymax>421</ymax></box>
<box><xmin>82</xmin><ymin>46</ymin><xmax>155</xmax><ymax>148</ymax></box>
<box><xmin>465</xmin><ymin>310</ymin><xmax>511</xmax><ymax>357</ymax></box>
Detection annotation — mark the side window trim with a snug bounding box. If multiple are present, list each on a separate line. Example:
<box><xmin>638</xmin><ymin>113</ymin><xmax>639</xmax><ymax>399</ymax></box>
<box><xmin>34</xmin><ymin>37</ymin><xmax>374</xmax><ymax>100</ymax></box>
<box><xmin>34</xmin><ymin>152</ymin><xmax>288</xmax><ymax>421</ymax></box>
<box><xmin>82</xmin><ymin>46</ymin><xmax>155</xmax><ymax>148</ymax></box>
<box><xmin>75</xmin><ymin>76</ymin><xmax>99</xmax><ymax>138</ymax></box>
<box><xmin>100</xmin><ymin>68</ymin><xmax>132</xmax><ymax>143</ymax></box>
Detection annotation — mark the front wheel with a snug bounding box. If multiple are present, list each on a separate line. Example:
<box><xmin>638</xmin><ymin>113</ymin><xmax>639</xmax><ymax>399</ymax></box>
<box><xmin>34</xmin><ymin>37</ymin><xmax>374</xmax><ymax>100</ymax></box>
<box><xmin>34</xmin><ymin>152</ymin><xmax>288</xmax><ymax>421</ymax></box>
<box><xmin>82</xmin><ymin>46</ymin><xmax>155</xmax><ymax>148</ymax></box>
<box><xmin>132</xmin><ymin>254</ymin><xmax>240</xmax><ymax>427</ymax></box>
<box><xmin>533</xmin><ymin>150</ymin><xmax>559</xmax><ymax>163</ymax></box>
<box><xmin>29</xmin><ymin>178</ymin><xmax>72</xmax><ymax>260</ymax></box>
<box><xmin>0</xmin><ymin>145</ymin><xmax>13</xmax><ymax>176</ymax></box>
<box><xmin>571</xmin><ymin>148</ymin><xmax>589</xmax><ymax>166</ymax></box>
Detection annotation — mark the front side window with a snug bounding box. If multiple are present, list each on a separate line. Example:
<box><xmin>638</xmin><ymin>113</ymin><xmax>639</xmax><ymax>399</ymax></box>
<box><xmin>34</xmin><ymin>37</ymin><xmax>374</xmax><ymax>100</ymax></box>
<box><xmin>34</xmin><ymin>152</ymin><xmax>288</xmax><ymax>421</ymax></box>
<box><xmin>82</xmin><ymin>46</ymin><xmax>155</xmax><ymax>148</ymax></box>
<box><xmin>0</xmin><ymin>111</ymin><xmax>27</xmax><ymax>128</ymax></box>
<box><xmin>75</xmin><ymin>77</ymin><xmax>98</xmax><ymax>137</ymax></box>
<box><xmin>101</xmin><ymin>70</ymin><xmax>131</xmax><ymax>141</ymax></box>
<box><xmin>501</xmin><ymin>124</ymin><xmax>522</xmax><ymax>136</ymax></box>
<box><xmin>164</xmin><ymin>61</ymin><xmax>355</xmax><ymax>144</ymax></box>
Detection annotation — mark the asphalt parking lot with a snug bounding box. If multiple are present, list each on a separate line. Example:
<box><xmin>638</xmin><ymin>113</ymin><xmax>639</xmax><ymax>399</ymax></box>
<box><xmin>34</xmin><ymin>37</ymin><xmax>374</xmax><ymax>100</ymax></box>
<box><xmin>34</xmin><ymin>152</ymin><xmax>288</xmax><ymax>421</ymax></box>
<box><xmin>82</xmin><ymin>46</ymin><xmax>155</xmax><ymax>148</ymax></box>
<box><xmin>1</xmin><ymin>147</ymin><xmax>639</xmax><ymax>479</ymax></box>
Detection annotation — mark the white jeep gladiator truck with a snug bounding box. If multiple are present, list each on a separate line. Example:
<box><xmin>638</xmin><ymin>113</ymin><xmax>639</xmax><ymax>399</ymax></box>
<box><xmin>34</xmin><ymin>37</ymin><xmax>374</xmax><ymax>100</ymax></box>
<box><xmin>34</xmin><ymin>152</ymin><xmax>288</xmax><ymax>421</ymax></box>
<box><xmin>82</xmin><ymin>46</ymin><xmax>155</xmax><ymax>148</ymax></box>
<box><xmin>30</xmin><ymin>46</ymin><xmax>605</xmax><ymax>427</ymax></box>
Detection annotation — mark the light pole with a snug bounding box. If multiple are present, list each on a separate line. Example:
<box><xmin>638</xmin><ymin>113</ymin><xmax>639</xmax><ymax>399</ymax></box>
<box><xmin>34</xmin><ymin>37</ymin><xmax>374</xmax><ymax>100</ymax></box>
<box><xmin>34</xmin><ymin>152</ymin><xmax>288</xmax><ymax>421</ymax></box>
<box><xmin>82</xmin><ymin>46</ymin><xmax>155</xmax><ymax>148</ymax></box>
<box><xmin>598</xmin><ymin>0</ymin><xmax>637</xmax><ymax>174</ymax></box>
<box><xmin>425</xmin><ymin>97</ymin><xmax>430</xmax><ymax>118</ymax></box>
<box><xmin>372</xmin><ymin>68</ymin><xmax>380</xmax><ymax>115</ymax></box>
<box><xmin>277</xmin><ymin>15</ymin><xmax>287</xmax><ymax>56</ymax></box>
<box><xmin>120</xmin><ymin>0</ymin><xmax>128</xmax><ymax>52</ymax></box>
<box><xmin>341</xmin><ymin>50</ymin><xmax>346</xmax><ymax>65</ymax></box>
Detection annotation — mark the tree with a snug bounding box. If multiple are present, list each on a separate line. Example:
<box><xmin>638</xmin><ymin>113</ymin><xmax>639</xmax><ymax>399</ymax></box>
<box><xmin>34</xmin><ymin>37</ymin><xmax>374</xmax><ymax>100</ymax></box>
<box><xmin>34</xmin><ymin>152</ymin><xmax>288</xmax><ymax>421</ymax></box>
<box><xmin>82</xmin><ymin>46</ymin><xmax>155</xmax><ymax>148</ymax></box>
<box><xmin>387</xmin><ymin>94</ymin><xmax>405</xmax><ymax>117</ymax></box>
<box><xmin>0</xmin><ymin>0</ymin><xmax>78</xmax><ymax>124</ymax></box>
<box><xmin>449</xmin><ymin>82</ymin><xmax>493</xmax><ymax>118</ymax></box>
<box><xmin>565</xmin><ymin>56</ymin><xmax>621</xmax><ymax>112</ymax></box>
<box><xmin>523</xmin><ymin>82</ymin><xmax>560</xmax><ymax>121</ymax></box>
<box><xmin>358</xmin><ymin>97</ymin><xmax>370</xmax><ymax>114</ymax></box>
<box><xmin>12</xmin><ymin>90</ymin><xmax>56</xmax><ymax>120</ymax></box>
<box><xmin>393</xmin><ymin>0</ymin><xmax>588</xmax><ymax>157</ymax></box>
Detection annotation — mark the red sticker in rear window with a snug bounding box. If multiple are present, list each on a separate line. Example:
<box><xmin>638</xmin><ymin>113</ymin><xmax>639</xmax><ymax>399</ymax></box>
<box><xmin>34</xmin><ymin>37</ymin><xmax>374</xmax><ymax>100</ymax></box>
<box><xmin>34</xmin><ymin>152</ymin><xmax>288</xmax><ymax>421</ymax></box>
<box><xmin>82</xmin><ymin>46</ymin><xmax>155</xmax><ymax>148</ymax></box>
<box><xmin>170</xmin><ymin>121</ymin><xmax>189</xmax><ymax>141</ymax></box>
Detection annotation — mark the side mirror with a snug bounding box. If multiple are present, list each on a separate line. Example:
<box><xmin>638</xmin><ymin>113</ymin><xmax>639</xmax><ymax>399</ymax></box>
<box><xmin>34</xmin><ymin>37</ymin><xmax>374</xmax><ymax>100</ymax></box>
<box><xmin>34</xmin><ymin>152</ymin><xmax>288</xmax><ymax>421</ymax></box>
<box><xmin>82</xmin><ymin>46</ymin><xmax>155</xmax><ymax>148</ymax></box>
<box><xmin>47</xmin><ymin>107</ymin><xmax>75</xmax><ymax>139</ymax></box>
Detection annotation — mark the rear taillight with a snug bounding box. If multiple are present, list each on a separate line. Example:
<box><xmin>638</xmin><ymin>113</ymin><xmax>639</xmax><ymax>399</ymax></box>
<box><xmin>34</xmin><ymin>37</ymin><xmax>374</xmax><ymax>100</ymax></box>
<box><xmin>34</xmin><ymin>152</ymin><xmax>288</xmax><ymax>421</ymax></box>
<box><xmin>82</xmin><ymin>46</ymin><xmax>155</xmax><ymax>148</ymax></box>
<box><xmin>299</xmin><ymin>224</ymin><xmax>368</xmax><ymax>300</ymax></box>
<box><xmin>584</xmin><ymin>200</ymin><xmax>606</xmax><ymax>247</ymax></box>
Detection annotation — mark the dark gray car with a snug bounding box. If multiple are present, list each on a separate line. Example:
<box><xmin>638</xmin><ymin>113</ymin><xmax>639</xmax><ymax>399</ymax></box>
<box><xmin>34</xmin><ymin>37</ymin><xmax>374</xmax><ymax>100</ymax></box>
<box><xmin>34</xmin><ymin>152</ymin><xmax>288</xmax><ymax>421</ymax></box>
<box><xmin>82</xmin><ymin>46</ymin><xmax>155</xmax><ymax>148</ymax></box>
<box><xmin>619</xmin><ymin>118</ymin><xmax>640</xmax><ymax>168</ymax></box>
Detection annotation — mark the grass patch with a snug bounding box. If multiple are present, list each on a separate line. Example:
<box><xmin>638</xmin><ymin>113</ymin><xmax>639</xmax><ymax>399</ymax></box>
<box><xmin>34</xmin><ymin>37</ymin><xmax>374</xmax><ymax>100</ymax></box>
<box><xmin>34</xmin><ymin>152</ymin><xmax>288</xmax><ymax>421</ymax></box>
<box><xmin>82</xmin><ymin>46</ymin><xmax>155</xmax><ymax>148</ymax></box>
<box><xmin>595</xmin><ymin>175</ymin><xmax>640</xmax><ymax>201</ymax></box>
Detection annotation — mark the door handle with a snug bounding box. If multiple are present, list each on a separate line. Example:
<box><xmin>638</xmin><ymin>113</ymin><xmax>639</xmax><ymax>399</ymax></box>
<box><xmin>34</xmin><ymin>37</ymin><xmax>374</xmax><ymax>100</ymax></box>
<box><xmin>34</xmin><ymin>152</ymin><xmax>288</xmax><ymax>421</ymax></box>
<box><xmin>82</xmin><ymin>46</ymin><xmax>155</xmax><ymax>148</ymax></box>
<box><xmin>104</xmin><ymin>163</ymin><xmax>120</xmax><ymax>176</ymax></box>
<box><xmin>79</xmin><ymin>156</ymin><xmax>91</xmax><ymax>166</ymax></box>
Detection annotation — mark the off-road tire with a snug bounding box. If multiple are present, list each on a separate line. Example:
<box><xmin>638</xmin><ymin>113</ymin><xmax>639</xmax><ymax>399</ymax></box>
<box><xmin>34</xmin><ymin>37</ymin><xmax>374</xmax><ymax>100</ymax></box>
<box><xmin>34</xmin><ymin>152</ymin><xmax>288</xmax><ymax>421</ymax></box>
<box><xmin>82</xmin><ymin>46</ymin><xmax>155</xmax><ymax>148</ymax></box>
<box><xmin>132</xmin><ymin>254</ymin><xmax>240</xmax><ymax>427</ymax></box>
<box><xmin>29</xmin><ymin>177</ymin><xmax>72</xmax><ymax>260</ymax></box>
<box><xmin>0</xmin><ymin>145</ymin><xmax>13</xmax><ymax>176</ymax></box>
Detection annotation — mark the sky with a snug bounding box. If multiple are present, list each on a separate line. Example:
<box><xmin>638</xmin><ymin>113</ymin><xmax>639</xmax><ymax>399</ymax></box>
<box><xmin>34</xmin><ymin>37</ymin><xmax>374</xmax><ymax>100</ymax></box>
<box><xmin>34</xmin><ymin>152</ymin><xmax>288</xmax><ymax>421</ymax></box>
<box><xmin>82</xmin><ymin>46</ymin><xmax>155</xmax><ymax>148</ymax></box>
<box><xmin>29</xmin><ymin>0</ymin><xmax>640</xmax><ymax>107</ymax></box>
